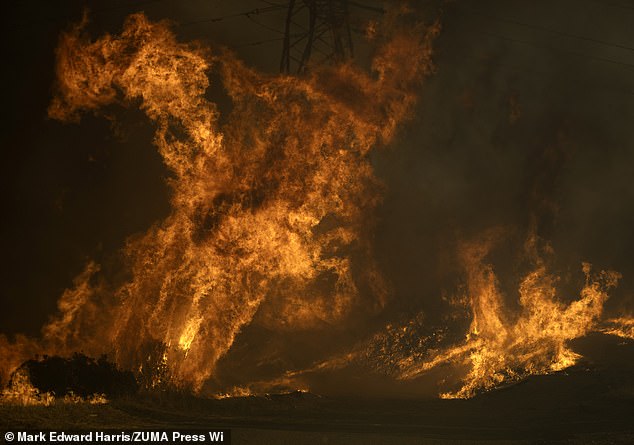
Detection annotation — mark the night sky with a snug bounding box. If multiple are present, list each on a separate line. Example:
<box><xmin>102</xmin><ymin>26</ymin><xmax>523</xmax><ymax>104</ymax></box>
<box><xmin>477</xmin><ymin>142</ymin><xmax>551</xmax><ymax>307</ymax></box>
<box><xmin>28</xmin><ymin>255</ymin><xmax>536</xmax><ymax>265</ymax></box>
<box><xmin>2</xmin><ymin>0</ymin><xmax>634</xmax><ymax>356</ymax></box>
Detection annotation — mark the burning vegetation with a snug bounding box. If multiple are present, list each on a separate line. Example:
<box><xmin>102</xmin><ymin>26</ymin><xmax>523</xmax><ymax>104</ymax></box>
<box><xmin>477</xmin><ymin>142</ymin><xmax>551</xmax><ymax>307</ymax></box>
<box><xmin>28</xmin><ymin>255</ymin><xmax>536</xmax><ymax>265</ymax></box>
<box><xmin>1</xmin><ymin>7</ymin><xmax>633</xmax><ymax>404</ymax></box>
<box><xmin>1</xmin><ymin>353</ymin><xmax>132</xmax><ymax>406</ymax></box>
<box><xmin>385</xmin><ymin>233</ymin><xmax>622</xmax><ymax>398</ymax></box>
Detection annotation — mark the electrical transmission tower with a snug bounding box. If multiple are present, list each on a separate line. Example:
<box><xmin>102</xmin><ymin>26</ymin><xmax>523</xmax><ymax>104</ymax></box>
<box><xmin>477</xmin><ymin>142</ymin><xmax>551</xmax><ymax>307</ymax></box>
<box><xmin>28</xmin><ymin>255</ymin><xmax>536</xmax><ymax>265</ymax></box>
<box><xmin>280</xmin><ymin>0</ymin><xmax>354</xmax><ymax>74</ymax></box>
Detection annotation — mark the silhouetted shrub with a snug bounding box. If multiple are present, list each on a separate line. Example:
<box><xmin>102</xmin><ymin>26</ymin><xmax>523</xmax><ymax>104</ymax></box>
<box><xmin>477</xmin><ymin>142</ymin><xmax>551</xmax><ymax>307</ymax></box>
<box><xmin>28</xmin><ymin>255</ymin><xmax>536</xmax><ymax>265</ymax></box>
<box><xmin>16</xmin><ymin>353</ymin><xmax>137</xmax><ymax>398</ymax></box>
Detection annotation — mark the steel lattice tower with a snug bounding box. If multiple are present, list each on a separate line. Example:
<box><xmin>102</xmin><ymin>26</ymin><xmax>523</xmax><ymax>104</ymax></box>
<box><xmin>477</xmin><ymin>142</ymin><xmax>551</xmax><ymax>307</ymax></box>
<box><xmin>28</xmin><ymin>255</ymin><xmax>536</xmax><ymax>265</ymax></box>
<box><xmin>280</xmin><ymin>0</ymin><xmax>354</xmax><ymax>74</ymax></box>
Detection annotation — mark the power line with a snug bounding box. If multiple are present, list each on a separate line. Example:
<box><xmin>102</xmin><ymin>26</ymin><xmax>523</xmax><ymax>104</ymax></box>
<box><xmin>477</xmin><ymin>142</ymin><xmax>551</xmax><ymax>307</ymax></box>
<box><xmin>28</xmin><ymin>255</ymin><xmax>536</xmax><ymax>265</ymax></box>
<box><xmin>460</xmin><ymin>6</ymin><xmax>634</xmax><ymax>54</ymax></box>
<box><xmin>177</xmin><ymin>5</ymin><xmax>285</xmax><ymax>28</ymax></box>
<box><xmin>235</xmin><ymin>37</ymin><xmax>285</xmax><ymax>48</ymax></box>
<box><xmin>447</xmin><ymin>40</ymin><xmax>634</xmax><ymax>98</ymax></box>
<box><xmin>245</xmin><ymin>13</ymin><xmax>285</xmax><ymax>35</ymax></box>
<box><xmin>473</xmin><ymin>27</ymin><xmax>634</xmax><ymax>70</ymax></box>
<box><xmin>449</xmin><ymin>6</ymin><xmax>634</xmax><ymax>71</ymax></box>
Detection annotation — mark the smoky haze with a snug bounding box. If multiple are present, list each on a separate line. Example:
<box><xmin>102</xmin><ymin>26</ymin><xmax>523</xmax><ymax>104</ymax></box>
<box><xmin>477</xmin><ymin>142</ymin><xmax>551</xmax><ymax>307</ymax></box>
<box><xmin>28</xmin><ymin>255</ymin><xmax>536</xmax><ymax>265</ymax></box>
<box><xmin>1</xmin><ymin>0</ymin><xmax>633</xmax><ymax>398</ymax></box>
<box><xmin>376</xmin><ymin>0</ymin><xmax>634</xmax><ymax>316</ymax></box>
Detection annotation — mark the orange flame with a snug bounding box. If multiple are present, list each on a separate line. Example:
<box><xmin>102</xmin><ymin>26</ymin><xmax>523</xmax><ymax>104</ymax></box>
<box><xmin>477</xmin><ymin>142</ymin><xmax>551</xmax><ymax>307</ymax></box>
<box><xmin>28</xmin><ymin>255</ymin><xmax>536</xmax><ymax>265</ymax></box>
<box><xmin>0</xmin><ymin>12</ymin><xmax>440</xmax><ymax>392</ymax></box>
<box><xmin>600</xmin><ymin>317</ymin><xmax>634</xmax><ymax>340</ymax></box>
<box><xmin>0</xmin><ymin>369</ymin><xmax>54</xmax><ymax>406</ymax></box>
<box><xmin>3</xmin><ymin>10</ymin><xmax>630</xmax><ymax>400</ymax></box>
<box><xmin>379</xmin><ymin>232</ymin><xmax>622</xmax><ymax>398</ymax></box>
